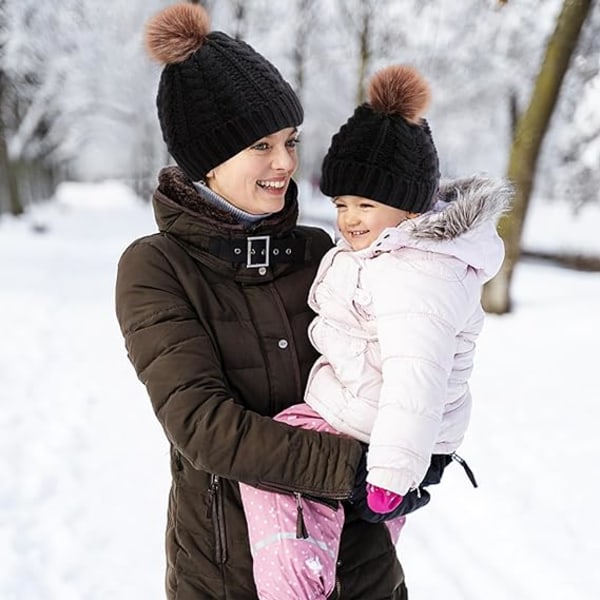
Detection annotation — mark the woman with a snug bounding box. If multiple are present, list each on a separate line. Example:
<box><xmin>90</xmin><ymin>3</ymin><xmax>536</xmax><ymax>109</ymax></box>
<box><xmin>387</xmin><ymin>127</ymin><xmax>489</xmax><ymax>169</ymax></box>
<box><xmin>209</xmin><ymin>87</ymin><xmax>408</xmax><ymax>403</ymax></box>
<box><xmin>115</xmin><ymin>4</ymin><xmax>407</xmax><ymax>599</ymax></box>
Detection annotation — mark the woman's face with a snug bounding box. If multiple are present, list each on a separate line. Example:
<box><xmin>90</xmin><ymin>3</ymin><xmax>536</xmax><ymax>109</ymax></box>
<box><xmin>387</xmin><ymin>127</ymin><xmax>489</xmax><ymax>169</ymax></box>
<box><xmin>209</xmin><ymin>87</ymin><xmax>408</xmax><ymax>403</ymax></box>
<box><xmin>334</xmin><ymin>195</ymin><xmax>413</xmax><ymax>251</ymax></box>
<box><xmin>206</xmin><ymin>127</ymin><xmax>300</xmax><ymax>214</ymax></box>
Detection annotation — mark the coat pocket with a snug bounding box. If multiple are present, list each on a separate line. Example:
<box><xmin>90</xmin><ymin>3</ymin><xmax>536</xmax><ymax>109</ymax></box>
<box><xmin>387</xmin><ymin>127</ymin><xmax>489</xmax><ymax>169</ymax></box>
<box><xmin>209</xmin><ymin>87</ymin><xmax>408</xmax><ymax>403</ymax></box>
<box><xmin>207</xmin><ymin>474</ymin><xmax>228</xmax><ymax>564</ymax></box>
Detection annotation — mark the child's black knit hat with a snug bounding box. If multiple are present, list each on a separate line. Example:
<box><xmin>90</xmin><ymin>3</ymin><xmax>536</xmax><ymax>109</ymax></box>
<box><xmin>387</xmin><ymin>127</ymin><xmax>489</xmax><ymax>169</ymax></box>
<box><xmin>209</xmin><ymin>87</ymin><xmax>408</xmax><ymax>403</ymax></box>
<box><xmin>320</xmin><ymin>65</ymin><xmax>439</xmax><ymax>213</ymax></box>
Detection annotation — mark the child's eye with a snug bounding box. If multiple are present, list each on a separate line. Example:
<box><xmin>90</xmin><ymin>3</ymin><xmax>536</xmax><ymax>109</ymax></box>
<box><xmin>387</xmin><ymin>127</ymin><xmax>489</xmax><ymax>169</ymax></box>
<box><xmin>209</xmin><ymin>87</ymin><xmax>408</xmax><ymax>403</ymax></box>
<box><xmin>250</xmin><ymin>142</ymin><xmax>269</xmax><ymax>151</ymax></box>
<box><xmin>360</xmin><ymin>203</ymin><xmax>375</xmax><ymax>209</ymax></box>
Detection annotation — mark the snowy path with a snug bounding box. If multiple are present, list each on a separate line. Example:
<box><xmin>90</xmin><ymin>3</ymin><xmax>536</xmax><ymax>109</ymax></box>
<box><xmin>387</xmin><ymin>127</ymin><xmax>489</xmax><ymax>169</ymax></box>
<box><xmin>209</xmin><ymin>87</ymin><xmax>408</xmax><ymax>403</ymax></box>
<box><xmin>0</xmin><ymin>185</ymin><xmax>170</xmax><ymax>599</ymax></box>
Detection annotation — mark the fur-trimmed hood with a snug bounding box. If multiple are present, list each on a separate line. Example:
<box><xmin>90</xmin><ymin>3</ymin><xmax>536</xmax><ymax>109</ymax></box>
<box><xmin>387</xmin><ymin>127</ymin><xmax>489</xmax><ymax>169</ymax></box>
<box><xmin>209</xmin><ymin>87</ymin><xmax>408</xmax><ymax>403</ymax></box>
<box><xmin>347</xmin><ymin>175</ymin><xmax>512</xmax><ymax>281</ymax></box>
<box><xmin>413</xmin><ymin>175</ymin><xmax>512</xmax><ymax>240</ymax></box>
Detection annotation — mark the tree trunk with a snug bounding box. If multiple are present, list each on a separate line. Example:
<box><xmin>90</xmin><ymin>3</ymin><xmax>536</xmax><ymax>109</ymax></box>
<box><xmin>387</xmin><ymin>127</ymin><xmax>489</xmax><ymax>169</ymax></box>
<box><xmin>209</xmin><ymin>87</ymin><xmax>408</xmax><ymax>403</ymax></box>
<box><xmin>230</xmin><ymin>1</ymin><xmax>246</xmax><ymax>40</ymax></box>
<box><xmin>0</xmin><ymin>138</ymin><xmax>23</xmax><ymax>216</ymax></box>
<box><xmin>293</xmin><ymin>0</ymin><xmax>317</xmax><ymax>96</ymax></box>
<box><xmin>0</xmin><ymin>70</ymin><xmax>24</xmax><ymax>216</ymax></box>
<box><xmin>292</xmin><ymin>0</ymin><xmax>317</xmax><ymax>177</ymax></box>
<box><xmin>338</xmin><ymin>1</ymin><xmax>374</xmax><ymax>106</ymax></box>
<box><xmin>482</xmin><ymin>0</ymin><xmax>593</xmax><ymax>314</ymax></box>
<box><xmin>356</xmin><ymin>6</ymin><xmax>371</xmax><ymax>105</ymax></box>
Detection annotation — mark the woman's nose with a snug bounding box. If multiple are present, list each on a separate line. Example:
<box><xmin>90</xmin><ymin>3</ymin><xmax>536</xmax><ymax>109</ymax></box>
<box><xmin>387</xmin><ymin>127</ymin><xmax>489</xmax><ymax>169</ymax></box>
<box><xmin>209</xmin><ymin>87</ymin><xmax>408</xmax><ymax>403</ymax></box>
<box><xmin>271</xmin><ymin>145</ymin><xmax>297</xmax><ymax>172</ymax></box>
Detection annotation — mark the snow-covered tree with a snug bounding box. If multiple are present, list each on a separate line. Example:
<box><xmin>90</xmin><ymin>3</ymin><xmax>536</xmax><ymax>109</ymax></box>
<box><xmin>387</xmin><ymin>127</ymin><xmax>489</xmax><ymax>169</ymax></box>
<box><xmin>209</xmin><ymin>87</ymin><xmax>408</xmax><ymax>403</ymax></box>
<box><xmin>484</xmin><ymin>0</ymin><xmax>596</xmax><ymax>314</ymax></box>
<box><xmin>0</xmin><ymin>0</ymin><xmax>171</xmax><ymax>201</ymax></box>
<box><xmin>538</xmin><ymin>1</ymin><xmax>600</xmax><ymax>208</ymax></box>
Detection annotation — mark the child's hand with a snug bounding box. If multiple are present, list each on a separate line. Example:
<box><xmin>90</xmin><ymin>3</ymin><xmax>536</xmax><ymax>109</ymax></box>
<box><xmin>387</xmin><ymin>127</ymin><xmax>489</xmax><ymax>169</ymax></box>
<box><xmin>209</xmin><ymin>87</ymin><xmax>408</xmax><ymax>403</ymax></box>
<box><xmin>366</xmin><ymin>484</ymin><xmax>403</xmax><ymax>514</ymax></box>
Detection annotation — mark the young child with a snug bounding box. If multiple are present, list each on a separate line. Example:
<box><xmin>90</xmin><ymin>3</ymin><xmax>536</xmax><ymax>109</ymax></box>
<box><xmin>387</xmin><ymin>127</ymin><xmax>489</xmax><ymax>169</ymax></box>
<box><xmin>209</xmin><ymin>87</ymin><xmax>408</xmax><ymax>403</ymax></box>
<box><xmin>239</xmin><ymin>64</ymin><xmax>512</xmax><ymax>599</ymax></box>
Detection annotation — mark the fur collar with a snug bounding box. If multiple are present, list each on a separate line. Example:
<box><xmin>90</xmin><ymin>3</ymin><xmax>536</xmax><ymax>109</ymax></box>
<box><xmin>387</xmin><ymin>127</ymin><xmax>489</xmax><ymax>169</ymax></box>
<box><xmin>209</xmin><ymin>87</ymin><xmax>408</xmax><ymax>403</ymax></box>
<box><xmin>410</xmin><ymin>176</ymin><xmax>513</xmax><ymax>240</ymax></box>
<box><xmin>152</xmin><ymin>166</ymin><xmax>300</xmax><ymax>238</ymax></box>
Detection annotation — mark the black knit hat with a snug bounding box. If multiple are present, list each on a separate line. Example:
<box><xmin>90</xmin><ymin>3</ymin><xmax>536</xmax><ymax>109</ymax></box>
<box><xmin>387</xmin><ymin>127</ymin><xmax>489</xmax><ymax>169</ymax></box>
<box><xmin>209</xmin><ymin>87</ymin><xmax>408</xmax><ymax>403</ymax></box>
<box><xmin>145</xmin><ymin>3</ymin><xmax>303</xmax><ymax>181</ymax></box>
<box><xmin>320</xmin><ymin>65</ymin><xmax>440</xmax><ymax>213</ymax></box>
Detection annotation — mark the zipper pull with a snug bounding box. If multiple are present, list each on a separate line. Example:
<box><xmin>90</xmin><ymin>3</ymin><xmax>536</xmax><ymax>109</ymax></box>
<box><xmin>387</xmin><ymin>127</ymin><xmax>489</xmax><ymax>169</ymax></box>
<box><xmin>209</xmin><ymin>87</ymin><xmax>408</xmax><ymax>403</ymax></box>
<box><xmin>295</xmin><ymin>492</ymin><xmax>309</xmax><ymax>539</ymax></box>
<box><xmin>451</xmin><ymin>452</ymin><xmax>478</xmax><ymax>488</ymax></box>
<box><xmin>207</xmin><ymin>474</ymin><xmax>219</xmax><ymax>518</ymax></box>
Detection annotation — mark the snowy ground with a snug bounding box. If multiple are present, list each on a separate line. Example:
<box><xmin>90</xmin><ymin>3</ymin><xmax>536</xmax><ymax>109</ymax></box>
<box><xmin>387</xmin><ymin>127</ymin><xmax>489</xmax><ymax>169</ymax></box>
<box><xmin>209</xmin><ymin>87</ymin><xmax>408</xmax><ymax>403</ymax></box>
<box><xmin>1</xmin><ymin>180</ymin><xmax>599</xmax><ymax>600</ymax></box>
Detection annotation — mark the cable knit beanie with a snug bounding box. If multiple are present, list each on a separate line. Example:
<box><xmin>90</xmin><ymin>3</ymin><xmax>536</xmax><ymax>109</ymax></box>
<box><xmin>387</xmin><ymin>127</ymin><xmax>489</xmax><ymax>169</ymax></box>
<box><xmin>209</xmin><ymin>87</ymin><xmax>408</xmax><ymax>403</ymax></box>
<box><xmin>145</xmin><ymin>3</ymin><xmax>303</xmax><ymax>181</ymax></box>
<box><xmin>320</xmin><ymin>65</ymin><xmax>440</xmax><ymax>213</ymax></box>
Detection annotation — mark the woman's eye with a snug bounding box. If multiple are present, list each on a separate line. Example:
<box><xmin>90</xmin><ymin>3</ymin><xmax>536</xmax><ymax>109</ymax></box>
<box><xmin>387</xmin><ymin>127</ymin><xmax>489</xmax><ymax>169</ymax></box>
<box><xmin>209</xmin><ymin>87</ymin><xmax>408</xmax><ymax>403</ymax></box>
<box><xmin>251</xmin><ymin>142</ymin><xmax>269</xmax><ymax>151</ymax></box>
<box><xmin>286</xmin><ymin>137</ymin><xmax>301</xmax><ymax>148</ymax></box>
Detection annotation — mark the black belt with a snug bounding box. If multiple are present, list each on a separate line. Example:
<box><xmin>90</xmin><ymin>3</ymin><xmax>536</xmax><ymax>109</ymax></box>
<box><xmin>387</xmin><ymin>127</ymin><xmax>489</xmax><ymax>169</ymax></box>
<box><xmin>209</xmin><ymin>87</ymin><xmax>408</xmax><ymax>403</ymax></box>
<box><xmin>208</xmin><ymin>235</ymin><xmax>306</xmax><ymax>268</ymax></box>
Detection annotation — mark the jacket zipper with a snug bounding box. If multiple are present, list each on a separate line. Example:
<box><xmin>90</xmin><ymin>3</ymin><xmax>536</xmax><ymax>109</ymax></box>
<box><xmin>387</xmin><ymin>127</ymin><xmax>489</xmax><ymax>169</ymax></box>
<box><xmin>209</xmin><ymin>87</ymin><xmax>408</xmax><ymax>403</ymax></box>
<box><xmin>259</xmin><ymin>482</ymin><xmax>345</xmax><ymax>541</ymax></box>
<box><xmin>258</xmin><ymin>480</ymin><xmax>350</xmax><ymax>503</ymax></box>
<box><xmin>294</xmin><ymin>492</ymin><xmax>309</xmax><ymax>539</ymax></box>
<box><xmin>207</xmin><ymin>474</ymin><xmax>227</xmax><ymax>564</ymax></box>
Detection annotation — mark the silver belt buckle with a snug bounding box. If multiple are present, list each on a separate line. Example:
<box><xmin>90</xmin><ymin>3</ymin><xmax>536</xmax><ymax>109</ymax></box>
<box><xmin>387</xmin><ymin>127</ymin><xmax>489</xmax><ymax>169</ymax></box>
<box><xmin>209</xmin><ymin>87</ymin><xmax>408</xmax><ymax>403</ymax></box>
<box><xmin>246</xmin><ymin>235</ymin><xmax>270</xmax><ymax>268</ymax></box>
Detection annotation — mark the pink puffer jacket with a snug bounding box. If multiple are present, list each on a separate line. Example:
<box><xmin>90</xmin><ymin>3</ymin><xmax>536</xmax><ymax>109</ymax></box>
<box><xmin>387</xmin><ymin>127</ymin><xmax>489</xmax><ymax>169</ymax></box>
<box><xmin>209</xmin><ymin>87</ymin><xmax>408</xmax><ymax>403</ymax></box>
<box><xmin>304</xmin><ymin>176</ymin><xmax>512</xmax><ymax>496</ymax></box>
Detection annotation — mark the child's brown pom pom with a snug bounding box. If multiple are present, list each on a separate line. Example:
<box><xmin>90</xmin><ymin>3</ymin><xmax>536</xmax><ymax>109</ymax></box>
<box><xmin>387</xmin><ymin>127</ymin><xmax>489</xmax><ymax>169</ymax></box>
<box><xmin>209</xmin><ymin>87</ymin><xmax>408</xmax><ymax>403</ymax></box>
<box><xmin>145</xmin><ymin>3</ymin><xmax>211</xmax><ymax>65</ymax></box>
<box><xmin>368</xmin><ymin>65</ymin><xmax>431</xmax><ymax>124</ymax></box>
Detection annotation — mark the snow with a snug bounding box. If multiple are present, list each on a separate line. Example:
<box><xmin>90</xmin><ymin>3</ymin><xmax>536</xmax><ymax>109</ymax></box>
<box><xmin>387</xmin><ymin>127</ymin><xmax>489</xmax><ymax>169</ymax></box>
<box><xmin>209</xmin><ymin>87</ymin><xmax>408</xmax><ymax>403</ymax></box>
<box><xmin>1</xmin><ymin>181</ymin><xmax>599</xmax><ymax>599</ymax></box>
<box><xmin>522</xmin><ymin>198</ymin><xmax>600</xmax><ymax>256</ymax></box>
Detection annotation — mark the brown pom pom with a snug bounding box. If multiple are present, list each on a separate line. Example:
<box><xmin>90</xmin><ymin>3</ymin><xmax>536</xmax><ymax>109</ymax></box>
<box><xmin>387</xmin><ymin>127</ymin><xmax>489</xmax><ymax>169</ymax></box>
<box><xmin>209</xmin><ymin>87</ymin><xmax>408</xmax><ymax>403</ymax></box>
<box><xmin>368</xmin><ymin>65</ymin><xmax>431</xmax><ymax>124</ymax></box>
<box><xmin>145</xmin><ymin>3</ymin><xmax>211</xmax><ymax>65</ymax></box>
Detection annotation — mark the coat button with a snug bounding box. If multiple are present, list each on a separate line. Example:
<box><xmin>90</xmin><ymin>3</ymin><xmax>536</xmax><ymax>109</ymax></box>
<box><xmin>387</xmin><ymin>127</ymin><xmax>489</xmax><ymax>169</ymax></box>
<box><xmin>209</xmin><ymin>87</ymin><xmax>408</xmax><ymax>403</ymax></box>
<box><xmin>278</xmin><ymin>339</ymin><xmax>288</xmax><ymax>349</ymax></box>
<box><xmin>258</xmin><ymin>267</ymin><xmax>267</xmax><ymax>275</ymax></box>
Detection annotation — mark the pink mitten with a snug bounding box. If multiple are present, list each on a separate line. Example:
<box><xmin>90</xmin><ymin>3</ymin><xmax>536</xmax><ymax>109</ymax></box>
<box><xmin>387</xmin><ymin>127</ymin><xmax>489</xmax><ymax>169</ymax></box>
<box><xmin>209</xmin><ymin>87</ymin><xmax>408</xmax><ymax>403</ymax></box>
<box><xmin>366</xmin><ymin>484</ymin><xmax>403</xmax><ymax>514</ymax></box>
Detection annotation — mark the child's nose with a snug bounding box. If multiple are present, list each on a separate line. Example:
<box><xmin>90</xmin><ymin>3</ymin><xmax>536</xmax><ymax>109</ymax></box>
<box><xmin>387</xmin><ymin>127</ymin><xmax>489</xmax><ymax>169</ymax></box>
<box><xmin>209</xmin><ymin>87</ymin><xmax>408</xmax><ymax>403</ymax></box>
<box><xmin>345</xmin><ymin>210</ymin><xmax>360</xmax><ymax>226</ymax></box>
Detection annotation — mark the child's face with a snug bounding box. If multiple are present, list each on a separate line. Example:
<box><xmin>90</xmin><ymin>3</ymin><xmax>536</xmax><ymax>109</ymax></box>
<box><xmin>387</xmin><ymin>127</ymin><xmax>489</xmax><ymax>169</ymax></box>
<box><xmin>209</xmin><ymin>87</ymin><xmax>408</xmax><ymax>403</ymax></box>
<box><xmin>334</xmin><ymin>195</ymin><xmax>412</xmax><ymax>251</ymax></box>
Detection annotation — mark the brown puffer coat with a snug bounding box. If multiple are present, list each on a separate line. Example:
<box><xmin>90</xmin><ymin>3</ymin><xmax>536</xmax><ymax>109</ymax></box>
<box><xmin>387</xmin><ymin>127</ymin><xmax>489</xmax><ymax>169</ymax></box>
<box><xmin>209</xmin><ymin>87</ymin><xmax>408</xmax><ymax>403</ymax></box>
<box><xmin>115</xmin><ymin>167</ymin><xmax>406</xmax><ymax>599</ymax></box>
